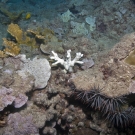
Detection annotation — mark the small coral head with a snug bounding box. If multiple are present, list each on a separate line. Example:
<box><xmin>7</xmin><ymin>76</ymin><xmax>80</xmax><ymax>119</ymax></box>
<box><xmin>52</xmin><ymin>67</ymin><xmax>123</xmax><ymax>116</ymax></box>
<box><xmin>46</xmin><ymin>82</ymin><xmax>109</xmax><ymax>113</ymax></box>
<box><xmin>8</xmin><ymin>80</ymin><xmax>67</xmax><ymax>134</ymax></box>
<box><xmin>50</xmin><ymin>50</ymin><xmax>83</xmax><ymax>72</ymax></box>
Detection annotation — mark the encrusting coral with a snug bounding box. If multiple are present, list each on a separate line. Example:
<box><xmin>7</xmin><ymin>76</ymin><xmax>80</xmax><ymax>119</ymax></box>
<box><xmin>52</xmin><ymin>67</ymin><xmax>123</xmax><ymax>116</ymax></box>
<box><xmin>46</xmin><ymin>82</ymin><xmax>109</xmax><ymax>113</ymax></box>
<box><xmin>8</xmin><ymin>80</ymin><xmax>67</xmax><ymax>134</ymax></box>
<box><xmin>17</xmin><ymin>54</ymin><xmax>51</xmax><ymax>89</ymax></box>
<box><xmin>3</xmin><ymin>112</ymin><xmax>39</xmax><ymax>135</ymax></box>
<box><xmin>0</xmin><ymin>71</ymin><xmax>35</xmax><ymax>111</ymax></box>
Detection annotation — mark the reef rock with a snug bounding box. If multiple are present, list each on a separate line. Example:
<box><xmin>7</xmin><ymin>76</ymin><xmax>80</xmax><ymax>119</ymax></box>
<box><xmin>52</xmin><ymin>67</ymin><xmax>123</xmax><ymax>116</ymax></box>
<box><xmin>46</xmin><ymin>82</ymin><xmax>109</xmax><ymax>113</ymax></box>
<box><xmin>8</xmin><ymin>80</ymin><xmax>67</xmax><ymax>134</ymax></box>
<box><xmin>71</xmin><ymin>33</ymin><xmax>135</xmax><ymax>97</ymax></box>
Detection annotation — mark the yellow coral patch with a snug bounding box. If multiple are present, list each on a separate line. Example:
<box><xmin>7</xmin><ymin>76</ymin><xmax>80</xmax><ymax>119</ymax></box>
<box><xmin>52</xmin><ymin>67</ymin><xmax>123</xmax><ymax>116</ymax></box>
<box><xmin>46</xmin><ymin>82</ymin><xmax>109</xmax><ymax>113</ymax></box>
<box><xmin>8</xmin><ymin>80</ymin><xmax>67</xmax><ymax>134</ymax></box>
<box><xmin>8</xmin><ymin>23</ymin><xmax>23</xmax><ymax>43</ymax></box>
<box><xmin>7</xmin><ymin>23</ymin><xmax>37</xmax><ymax>49</ymax></box>
<box><xmin>3</xmin><ymin>38</ymin><xmax>20</xmax><ymax>56</ymax></box>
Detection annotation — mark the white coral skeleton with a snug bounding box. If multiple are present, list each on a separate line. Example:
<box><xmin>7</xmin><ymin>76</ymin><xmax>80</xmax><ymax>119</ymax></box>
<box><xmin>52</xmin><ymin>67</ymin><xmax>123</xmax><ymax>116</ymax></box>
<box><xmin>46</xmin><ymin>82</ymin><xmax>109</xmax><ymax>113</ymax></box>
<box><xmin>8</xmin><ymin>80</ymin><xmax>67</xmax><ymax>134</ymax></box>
<box><xmin>50</xmin><ymin>50</ymin><xmax>83</xmax><ymax>72</ymax></box>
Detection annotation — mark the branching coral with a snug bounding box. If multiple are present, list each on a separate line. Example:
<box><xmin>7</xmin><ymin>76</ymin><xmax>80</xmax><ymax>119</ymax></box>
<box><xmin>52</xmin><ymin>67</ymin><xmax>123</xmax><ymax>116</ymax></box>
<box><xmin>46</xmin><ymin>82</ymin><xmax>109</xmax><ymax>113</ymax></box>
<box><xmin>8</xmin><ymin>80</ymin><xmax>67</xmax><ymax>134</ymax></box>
<box><xmin>50</xmin><ymin>49</ymin><xmax>83</xmax><ymax>72</ymax></box>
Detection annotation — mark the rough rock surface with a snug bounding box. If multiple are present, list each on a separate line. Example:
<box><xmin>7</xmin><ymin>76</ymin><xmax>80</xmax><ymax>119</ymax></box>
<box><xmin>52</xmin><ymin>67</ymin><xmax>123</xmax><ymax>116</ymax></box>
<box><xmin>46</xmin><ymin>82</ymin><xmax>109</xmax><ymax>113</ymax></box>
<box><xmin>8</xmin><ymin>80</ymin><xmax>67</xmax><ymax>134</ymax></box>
<box><xmin>71</xmin><ymin>33</ymin><xmax>135</xmax><ymax>97</ymax></box>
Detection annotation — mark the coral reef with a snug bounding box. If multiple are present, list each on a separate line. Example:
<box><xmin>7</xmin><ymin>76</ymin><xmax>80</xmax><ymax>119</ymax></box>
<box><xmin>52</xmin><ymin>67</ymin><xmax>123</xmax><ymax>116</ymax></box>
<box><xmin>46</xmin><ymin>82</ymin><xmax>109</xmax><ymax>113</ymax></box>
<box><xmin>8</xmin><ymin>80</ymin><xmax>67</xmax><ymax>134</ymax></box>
<box><xmin>0</xmin><ymin>23</ymin><xmax>61</xmax><ymax>58</ymax></box>
<box><xmin>1</xmin><ymin>0</ymin><xmax>135</xmax><ymax>134</ymax></box>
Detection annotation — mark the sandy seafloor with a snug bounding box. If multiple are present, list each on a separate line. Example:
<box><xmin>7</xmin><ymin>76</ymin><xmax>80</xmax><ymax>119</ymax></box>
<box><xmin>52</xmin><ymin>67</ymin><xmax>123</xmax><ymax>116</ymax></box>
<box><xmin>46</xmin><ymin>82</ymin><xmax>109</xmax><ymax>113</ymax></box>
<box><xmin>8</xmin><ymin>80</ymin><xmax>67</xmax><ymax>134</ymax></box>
<box><xmin>0</xmin><ymin>0</ymin><xmax>135</xmax><ymax>135</ymax></box>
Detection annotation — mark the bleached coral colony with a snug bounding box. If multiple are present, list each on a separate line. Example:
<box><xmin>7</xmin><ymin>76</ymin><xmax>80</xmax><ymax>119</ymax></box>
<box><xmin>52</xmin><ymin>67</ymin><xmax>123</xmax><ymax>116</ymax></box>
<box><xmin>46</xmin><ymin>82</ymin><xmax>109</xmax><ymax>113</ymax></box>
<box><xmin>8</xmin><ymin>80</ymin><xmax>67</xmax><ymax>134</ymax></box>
<box><xmin>50</xmin><ymin>49</ymin><xmax>84</xmax><ymax>72</ymax></box>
